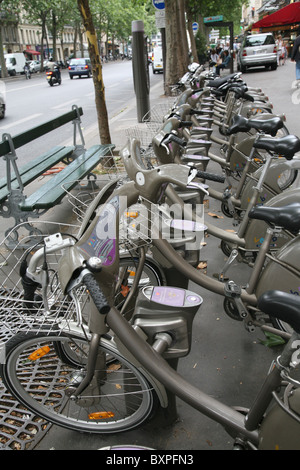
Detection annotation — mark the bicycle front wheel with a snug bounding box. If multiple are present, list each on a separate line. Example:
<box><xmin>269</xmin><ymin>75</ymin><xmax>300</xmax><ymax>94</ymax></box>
<box><xmin>0</xmin><ymin>330</ymin><xmax>156</xmax><ymax>433</ymax></box>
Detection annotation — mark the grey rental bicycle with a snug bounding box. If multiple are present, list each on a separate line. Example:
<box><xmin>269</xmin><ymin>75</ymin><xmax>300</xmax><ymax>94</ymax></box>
<box><xmin>0</xmin><ymin>164</ymin><xmax>299</xmax><ymax>449</ymax></box>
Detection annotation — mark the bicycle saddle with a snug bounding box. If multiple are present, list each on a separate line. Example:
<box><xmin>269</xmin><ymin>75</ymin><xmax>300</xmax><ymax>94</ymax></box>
<box><xmin>249</xmin><ymin>202</ymin><xmax>300</xmax><ymax>233</ymax></box>
<box><xmin>207</xmin><ymin>74</ymin><xmax>237</xmax><ymax>88</ymax></box>
<box><xmin>230</xmin><ymin>87</ymin><xmax>254</xmax><ymax>102</ymax></box>
<box><xmin>258</xmin><ymin>290</ymin><xmax>300</xmax><ymax>334</ymax></box>
<box><xmin>227</xmin><ymin>115</ymin><xmax>283</xmax><ymax>136</ymax></box>
<box><xmin>253</xmin><ymin>135</ymin><xmax>300</xmax><ymax>160</ymax></box>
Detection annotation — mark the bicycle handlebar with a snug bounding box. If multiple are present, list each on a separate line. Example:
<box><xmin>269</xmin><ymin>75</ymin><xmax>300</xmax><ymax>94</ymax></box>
<box><xmin>82</xmin><ymin>271</ymin><xmax>110</xmax><ymax>314</ymax></box>
<box><xmin>163</xmin><ymin>133</ymin><xmax>186</xmax><ymax>147</ymax></box>
<box><xmin>196</xmin><ymin>170</ymin><xmax>226</xmax><ymax>183</ymax></box>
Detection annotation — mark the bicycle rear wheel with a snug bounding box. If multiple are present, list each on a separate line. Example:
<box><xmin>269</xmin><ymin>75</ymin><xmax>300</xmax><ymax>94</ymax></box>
<box><xmin>116</xmin><ymin>257</ymin><xmax>165</xmax><ymax>307</ymax></box>
<box><xmin>0</xmin><ymin>330</ymin><xmax>156</xmax><ymax>433</ymax></box>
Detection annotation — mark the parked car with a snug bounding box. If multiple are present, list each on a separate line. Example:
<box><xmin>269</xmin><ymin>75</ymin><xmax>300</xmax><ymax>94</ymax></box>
<box><xmin>152</xmin><ymin>46</ymin><xmax>163</xmax><ymax>74</ymax></box>
<box><xmin>29</xmin><ymin>60</ymin><xmax>41</xmax><ymax>73</ymax></box>
<box><xmin>68</xmin><ymin>58</ymin><xmax>92</xmax><ymax>79</ymax></box>
<box><xmin>237</xmin><ymin>33</ymin><xmax>277</xmax><ymax>73</ymax></box>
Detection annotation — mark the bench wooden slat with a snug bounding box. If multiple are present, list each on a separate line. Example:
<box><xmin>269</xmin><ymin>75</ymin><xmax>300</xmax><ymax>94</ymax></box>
<box><xmin>0</xmin><ymin>146</ymin><xmax>75</xmax><ymax>204</ymax></box>
<box><xmin>20</xmin><ymin>144</ymin><xmax>115</xmax><ymax>211</ymax></box>
<box><xmin>0</xmin><ymin>145</ymin><xmax>74</xmax><ymax>190</ymax></box>
<box><xmin>0</xmin><ymin>107</ymin><xmax>83</xmax><ymax>157</ymax></box>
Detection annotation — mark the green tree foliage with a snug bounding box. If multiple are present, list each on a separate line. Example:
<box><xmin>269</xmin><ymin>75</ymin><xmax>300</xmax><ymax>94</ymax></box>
<box><xmin>187</xmin><ymin>0</ymin><xmax>244</xmax><ymax>34</ymax></box>
<box><xmin>89</xmin><ymin>0</ymin><xmax>155</xmax><ymax>57</ymax></box>
<box><xmin>195</xmin><ymin>31</ymin><xmax>207</xmax><ymax>64</ymax></box>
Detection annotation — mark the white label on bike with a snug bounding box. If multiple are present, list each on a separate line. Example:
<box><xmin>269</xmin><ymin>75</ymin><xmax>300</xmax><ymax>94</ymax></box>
<box><xmin>136</xmin><ymin>171</ymin><xmax>145</xmax><ymax>186</ymax></box>
<box><xmin>291</xmin><ymin>339</ymin><xmax>300</xmax><ymax>367</ymax></box>
<box><xmin>79</xmin><ymin>196</ymin><xmax>119</xmax><ymax>266</ymax></box>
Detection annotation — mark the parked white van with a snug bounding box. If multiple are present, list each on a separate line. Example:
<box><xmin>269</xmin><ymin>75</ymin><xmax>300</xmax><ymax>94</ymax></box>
<box><xmin>152</xmin><ymin>46</ymin><xmax>163</xmax><ymax>74</ymax></box>
<box><xmin>5</xmin><ymin>53</ymin><xmax>26</xmax><ymax>76</ymax></box>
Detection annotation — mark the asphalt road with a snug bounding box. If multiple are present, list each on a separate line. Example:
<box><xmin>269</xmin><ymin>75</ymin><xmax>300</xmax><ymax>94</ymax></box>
<box><xmin>0</xmin><ymin>60</ymin><xmax>160</xmax><ymax>170</ymax></box>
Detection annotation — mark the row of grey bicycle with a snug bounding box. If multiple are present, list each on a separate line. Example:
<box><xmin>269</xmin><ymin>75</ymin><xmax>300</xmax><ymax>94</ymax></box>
<box><xmin>0</xmin><ymin>63</ymin><xmax>300</xmax><ymax>450</ymax></box>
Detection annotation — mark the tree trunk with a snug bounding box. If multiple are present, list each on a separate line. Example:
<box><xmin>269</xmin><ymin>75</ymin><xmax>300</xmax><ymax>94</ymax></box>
<box><xmin>185</xmin><ymin>2</ymin><xmax>198</xmax><ymax>62</ymax></box>
<box><xmin>60</xmin><ymin>33</ymin><xmax>65</xmax><ymax>62</ymax></box>
<box><xmin>164</xmin><ymin>0</ymin><xmax>181</xmax><ymax>95</ymax></box>
<box><xmin>73</xmin><ymin>24</ymin><xmax>78</xmax><ymax>57</ymax></box>
<box><xmin>52</xmin><ymin>11</ymin><xmax>57</xmax><ymax>61</ymax></box>
<box><xmin>77</xmin><ymin>0</ymin><xmax>112</xmax><ymax>148</ymax></box>
<box><xmin>177</xmin><ymin>0</ymin><xmax>189</xmax><ymax>72</ymax></box>
<box><xmin>0</xmin><ymin>24</ymin><xmax>8</xmax><ymax>78</ymax></box>
<box><xmin>79</xmin><ymin>28</ymin><xmax>84</xmax><ymax>57</ymax></box>
<box><xmin>40</xmin><ymin>16</ymin><xmax>47</xmax><ymax>71</ymax></box>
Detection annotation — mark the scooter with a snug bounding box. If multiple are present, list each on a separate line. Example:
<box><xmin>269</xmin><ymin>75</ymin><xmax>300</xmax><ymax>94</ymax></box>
<box><xmin>46</xmin><ymin>66</ymin><xmax>61</xmax><ymax>86</ymax></box>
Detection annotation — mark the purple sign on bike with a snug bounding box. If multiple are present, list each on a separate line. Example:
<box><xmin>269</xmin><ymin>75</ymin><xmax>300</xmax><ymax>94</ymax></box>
<box><xmin>153</xmin><ymin>0</ymin><xmax>165</xmax><ymax>10</ymax></box>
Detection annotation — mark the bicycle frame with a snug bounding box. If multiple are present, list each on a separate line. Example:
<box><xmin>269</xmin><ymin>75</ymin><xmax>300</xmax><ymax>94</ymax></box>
<box><xmin>24</xmin><ymin>178</ymin><xmax>300</xmax><ymax>449</ymax></box>
<box><xmin>19</xmin><ymin>139</ymin><xmax>289</xmax><ymax>346</ymax></box>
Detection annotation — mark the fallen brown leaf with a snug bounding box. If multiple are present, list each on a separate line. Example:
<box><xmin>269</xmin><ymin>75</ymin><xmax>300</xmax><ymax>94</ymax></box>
<box><xmin>197</xmin><ymin>261</ymin><xmax>207</xmax><ymax>270</ymax></box>
<box><xmin>208</xmin><ymin>212</ymin><xmax>223</xmax><ymax>219</ymax></box>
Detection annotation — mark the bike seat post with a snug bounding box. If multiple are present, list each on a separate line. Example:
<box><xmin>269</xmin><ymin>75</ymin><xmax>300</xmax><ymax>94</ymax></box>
<box><xmin>246</xmin><ymin>227</ymin><xmax>275</xmax><ymax>295</ymax></box>
<box><xmin>225</xmin><ymin>133</ymin><xmax>236</xmax><ymax>162</ymax></box>
<box><xmin>245</xmin><ymin>330</ymin><xmax>300</xmax><ymax>432</ymax></box>
<box><xmin>233</xmin><ymin>144</ymin><xmax>257</xmax><ymax>200</ymax></box>
<box><xmin>237</xmin><ymin>150</ymin><xmax>272</xmax><ymax>239</ymax></box>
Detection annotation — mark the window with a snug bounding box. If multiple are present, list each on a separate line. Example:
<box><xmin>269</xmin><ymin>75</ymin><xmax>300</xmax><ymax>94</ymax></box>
<box><xmin>244</xmin><ymin>34</ymin><xmax>275</xmax><ymax>47</ymax></box>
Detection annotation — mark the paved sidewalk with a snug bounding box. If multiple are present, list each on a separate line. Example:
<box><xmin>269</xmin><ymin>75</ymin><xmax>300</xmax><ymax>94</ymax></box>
<box><xmin>90</xmin><ymin>78</ymin><xmax>170</xmax><ymax>151</ymax></box>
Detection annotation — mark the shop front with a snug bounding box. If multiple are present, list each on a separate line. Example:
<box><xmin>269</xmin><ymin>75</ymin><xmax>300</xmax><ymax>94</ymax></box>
<box><xmin>251</xmin><ymin>2</ymin><xmax>300</xmax><ymax>56</ymax></box>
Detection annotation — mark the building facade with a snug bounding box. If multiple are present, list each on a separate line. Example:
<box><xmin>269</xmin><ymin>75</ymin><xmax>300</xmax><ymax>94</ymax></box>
<box><xmin>1</xmin><ymin>11</ymin><xmax>88</xmax><ymax>63</ymax></box>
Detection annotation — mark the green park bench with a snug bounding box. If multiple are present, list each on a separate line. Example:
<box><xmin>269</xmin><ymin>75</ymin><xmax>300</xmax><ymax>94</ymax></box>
<box><xmin>0</xmin><ymin>105</ymin><xmax>115</xmax><ymax>248</ymax></box>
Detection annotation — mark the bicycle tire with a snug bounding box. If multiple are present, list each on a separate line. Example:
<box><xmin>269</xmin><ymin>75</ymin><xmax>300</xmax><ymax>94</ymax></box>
<box><xmin>0</xmin><ymin>329</ymin><xmax>156</xmax><ymax>433</ymax></box>
<box><xmin>115</xmin><ymin>257</ymin><xmax>165</xmax><ymax>311</ymax></box>
<box><xmin>277</xmin><ymin>169</ymin><xmax>298</xmax><ymax>191</ymax></box>
<box><xmin>275</xmin><ymin>119</ymin><xmax>297</xmax><ymax>189</ymax></box>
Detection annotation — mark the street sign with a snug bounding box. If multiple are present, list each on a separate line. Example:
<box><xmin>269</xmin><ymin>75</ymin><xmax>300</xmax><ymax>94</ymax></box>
<box><xmin>152</xmin><ymin>0</ymin><xmax>165</xmax><ymax>10</ymax></box>
<box><xmin>192</xmin><ymin>22</ymin><xmax>199</xmax><ymax>32</ymax></box>
<box><xmin>155</xmin><ymin>10</ymin><xmax>165</xmax><ymax>28</ymax></box>
<box><xmin>204</xmin><ymin>15</ymin><xmax>224</xmax><ymax>23</ymax></box>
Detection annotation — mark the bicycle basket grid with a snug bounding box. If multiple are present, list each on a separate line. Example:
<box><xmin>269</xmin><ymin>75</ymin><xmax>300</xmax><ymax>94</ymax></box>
<box><xmin>0</xmin><ymin>221</ymin><xmax>84</xmax><ymax>344</ymax></box>
<box><xmin>63</xmin><ymin>155</ymin><xmax>129</xmax><ymax>223</ymax></box>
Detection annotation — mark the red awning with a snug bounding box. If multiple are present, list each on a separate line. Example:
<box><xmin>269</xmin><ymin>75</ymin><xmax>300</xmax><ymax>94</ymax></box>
<box><xmin>24</xmin><ymin>49</ymin><xmax>41</xmax><ymax>55</ymax></box>
<box><xmin>252</xmin><ymin>2</ymin><xmax>300</xmax><ymax>29</ymax></box>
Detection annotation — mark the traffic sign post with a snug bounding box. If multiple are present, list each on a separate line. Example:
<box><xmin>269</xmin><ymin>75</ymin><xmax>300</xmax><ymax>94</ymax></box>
<box><xmin>192</xmin><ymin>22</ymin><xmax>199</xmax><ymax>35</ymax></box>
<box><xmin>152</xmin><ymin>0</ymin><xmax>165</xmax><ymax>10</ymax></box>
<box><xmin>152</xmin><ymin>0</ymin><xmax>166</xmax><ymax>87</ymax></box>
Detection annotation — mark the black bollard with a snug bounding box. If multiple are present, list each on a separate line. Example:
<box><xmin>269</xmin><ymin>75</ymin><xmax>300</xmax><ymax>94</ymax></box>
<box><xmin>131</xmin><ymin>20</ymin><xmax>150</xmax><ymax>122</ymax></box>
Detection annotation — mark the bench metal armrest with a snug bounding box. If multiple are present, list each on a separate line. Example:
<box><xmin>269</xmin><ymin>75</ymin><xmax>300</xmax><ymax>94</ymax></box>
<box><xmin>2</xmin><ymin>133</ymin><xmax>24</xmax><ymax>192</ymax></box>
<box><xmin>72</xmin><ymin>104</ymin><xmax>85</xmax><ymax>154</ymax></box>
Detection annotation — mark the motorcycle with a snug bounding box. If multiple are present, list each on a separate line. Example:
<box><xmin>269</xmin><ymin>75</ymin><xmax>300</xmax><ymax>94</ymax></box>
<box><xmin>46</xmin><ymin>66</ymin><xmax>61</xmax><ymax>86</ymax></box>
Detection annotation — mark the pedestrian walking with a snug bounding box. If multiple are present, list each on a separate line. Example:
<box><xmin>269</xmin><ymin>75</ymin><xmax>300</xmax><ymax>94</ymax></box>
<box><xmin>276</xmin><ymin>34</ymin><xmax>284</xmax><ymax>65</ymax></box>
<box><xmin>291</xmin><ymin>29</ymin><xmax>300</xmax><ymax>87</ymax></box>
<box><xmin>281</xmin><ymin>40</ymin><xmax>288</xmax><ymax>65</ymax></box>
